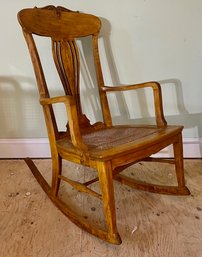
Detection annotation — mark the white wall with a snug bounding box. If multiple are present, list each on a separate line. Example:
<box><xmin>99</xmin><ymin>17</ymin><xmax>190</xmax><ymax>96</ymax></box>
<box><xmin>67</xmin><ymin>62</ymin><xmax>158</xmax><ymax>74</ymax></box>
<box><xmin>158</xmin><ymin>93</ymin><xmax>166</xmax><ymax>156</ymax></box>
<box><xmin>0</xmin><ymin>1</ymin><xmax>202</xmax><ymax>156</ymax></box>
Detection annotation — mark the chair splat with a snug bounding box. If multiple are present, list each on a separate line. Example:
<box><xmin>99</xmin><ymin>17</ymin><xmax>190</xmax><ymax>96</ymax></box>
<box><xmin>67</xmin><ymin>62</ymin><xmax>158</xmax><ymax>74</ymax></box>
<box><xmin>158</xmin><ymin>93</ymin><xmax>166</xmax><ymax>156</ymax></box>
<box><xmin>52</xmin><ymin>39</ymin><xmax>82</xmax><ymax>113</ymax></box>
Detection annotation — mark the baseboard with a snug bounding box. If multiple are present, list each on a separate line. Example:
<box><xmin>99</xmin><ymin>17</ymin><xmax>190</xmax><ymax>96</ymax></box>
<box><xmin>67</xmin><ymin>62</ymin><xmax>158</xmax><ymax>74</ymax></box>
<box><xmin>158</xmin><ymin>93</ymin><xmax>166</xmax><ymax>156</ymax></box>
<box><xmin>0</xmin><ymin>138</ymin><xmax>51</xmax><ymax>158</ymax></box>
<box><xmin>0</xmin><ymin>138</ymin><xmax>201</xmax><ymax>158</ymax></box>
<box><xmin>152</xmin><ymin>138</ymin><xmax>202</xmax><ymax>158</ymax></box>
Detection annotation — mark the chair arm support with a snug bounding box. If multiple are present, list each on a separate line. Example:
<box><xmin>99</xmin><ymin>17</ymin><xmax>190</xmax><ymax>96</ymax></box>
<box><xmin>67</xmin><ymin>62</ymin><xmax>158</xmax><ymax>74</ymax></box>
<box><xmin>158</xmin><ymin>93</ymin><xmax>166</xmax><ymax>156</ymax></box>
<box><xmin>40</xmin><ymin>96</ymin><xmax>88</xmax><ymax>153</ymax></box>
<box><xmin>101</xmin><ymin>81</ymin><xmax>167</xmax><ymax>127</ymax></box>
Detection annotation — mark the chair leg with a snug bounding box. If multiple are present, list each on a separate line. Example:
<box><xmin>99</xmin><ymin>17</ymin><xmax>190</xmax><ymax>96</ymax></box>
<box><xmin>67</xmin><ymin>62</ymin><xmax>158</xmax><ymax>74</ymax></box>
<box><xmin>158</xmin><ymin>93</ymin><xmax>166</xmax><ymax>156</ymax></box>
<box><xmin>97</xmin><ymin>161</ymin><xmax>122</xmax><ymax>244</ymax></box>
<box><xmin>114</xmin><ymin>133</ymin><xmax>190</xmax><ymax>195</ymax></box>
<box><xmin>51</xmin><ymin>155</ymin><xmax>62</xmax><ymax>196</ymax></box>
<box><xmin>173</xmin><ymin>133</ymin><xmax>190</xmax><ymax>194</ymax></box>
<box><xmin>24</xmin><ymin>158</ymin><xmax>122</xmax><ymax>244</ymax></box>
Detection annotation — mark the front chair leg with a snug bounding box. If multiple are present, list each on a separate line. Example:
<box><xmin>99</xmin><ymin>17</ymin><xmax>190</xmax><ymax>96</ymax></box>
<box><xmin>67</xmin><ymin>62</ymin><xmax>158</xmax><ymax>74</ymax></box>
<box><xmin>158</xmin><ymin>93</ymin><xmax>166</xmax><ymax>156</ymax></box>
<box><xmin>51</xmin><ymin>155</ymin><xmax>62</xmax><ymax>196</ymax></box>
<box><xmin>97</xmin><ymin>161</ymin><xmax>122</xmax><ymax>244</ymax></box>
<box><xmin>173</xmin><ymin>133</ymin><xmax>190</xmax><ymax>194</ymax></box>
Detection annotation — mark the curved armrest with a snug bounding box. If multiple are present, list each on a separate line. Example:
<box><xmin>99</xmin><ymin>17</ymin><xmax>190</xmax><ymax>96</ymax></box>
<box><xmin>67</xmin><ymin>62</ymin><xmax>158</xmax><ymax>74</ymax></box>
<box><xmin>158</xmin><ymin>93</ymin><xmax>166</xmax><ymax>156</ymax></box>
<box><xmin>101</xmin><ymin>81</ymin><xmax>167</xmax><ymax>127</ymax></box>
<box><xmin>40</xmin><ymin>96</ymin><xmax>88</xmax><ymax>152</ymax></box>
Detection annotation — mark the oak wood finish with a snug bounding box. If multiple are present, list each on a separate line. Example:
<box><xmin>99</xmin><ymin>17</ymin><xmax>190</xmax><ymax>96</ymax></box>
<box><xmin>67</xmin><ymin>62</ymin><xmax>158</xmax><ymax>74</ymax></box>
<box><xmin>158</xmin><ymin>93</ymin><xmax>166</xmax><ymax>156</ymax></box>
<box><xmin>18</xmin><ymin>5</ymin><xmax>190</xmax><ymax>244</ymax></box>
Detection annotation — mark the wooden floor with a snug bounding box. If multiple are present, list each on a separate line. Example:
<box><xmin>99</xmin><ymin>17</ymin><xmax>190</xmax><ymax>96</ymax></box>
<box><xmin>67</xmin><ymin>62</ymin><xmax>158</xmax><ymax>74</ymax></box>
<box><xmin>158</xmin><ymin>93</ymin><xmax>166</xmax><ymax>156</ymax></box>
<box><xmin>0</xmin><ymin>159</ymin><xmax>202</xmax><ymax>257</ymax></box>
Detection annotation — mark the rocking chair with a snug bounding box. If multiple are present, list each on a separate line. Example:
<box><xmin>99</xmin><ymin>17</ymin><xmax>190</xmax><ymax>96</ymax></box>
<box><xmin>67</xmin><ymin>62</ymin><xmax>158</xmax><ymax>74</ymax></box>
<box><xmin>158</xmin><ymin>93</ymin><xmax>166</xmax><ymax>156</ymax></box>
<box><xmin>18</xmin><ymin>6</ymin><xmax>190</xmax><ymax>244</ymax></box>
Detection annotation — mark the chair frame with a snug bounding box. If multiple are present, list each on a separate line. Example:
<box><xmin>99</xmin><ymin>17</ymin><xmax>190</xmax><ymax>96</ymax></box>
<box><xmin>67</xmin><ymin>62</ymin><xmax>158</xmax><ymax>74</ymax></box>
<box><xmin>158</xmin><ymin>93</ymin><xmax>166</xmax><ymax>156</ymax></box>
<box><xmin>18</xmin><ymin>5</ymin><xmax>190</xmax><ymax>244</ymax></box>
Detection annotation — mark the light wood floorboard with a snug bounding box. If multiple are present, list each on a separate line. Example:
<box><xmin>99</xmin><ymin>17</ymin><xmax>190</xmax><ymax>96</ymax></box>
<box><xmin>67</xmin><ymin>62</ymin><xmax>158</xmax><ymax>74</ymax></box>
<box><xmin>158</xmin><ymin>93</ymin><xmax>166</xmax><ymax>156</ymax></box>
<box><xmin>0</xmin><ymin>159</ymin><xmax>202</xmax><ymax>257</ymax></box>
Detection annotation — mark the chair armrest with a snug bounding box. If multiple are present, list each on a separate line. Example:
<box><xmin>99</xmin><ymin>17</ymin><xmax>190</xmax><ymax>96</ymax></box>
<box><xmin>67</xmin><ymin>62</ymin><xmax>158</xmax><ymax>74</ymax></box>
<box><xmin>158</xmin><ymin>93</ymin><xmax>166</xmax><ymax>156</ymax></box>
<box><xmin>40</xmin><ymin>95</ymin><xmax>73</xmax><ymax>105</ymax></box>
<box><xmin>40</xmin><ymin>96</ymin><xmax>88</xmax><ymax>152</ymax></box>
<box><xmin>101</xmin><ymin>81</ymin><xmax>167</xmax><ymax>127</ymax></box>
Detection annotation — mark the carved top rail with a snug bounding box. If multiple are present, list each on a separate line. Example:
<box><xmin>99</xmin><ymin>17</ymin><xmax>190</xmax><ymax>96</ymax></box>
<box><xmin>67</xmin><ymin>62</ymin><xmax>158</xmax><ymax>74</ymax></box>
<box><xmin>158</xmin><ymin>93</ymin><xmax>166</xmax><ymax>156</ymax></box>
<box><xmin>18</xmin><ymin>6</ymin><xmax>101</xmax><ymax>39</ymax></box>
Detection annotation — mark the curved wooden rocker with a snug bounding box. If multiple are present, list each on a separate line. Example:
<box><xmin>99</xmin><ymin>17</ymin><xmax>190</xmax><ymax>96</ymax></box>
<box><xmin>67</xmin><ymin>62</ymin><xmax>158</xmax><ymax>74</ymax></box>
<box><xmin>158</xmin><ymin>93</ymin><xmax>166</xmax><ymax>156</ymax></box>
<box><xmin>18</xmin><ymin>6</ymin><xmax>190</xmax><ymax>245</ymax></box>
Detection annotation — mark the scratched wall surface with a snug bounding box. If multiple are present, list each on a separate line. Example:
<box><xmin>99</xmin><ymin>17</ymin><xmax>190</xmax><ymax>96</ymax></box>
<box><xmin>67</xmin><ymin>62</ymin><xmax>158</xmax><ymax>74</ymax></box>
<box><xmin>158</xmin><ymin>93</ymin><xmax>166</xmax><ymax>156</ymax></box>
<box><xmin>0</xmin><ymin>1</ymin><xmax>202</xmax><ymax>138</ymax></box>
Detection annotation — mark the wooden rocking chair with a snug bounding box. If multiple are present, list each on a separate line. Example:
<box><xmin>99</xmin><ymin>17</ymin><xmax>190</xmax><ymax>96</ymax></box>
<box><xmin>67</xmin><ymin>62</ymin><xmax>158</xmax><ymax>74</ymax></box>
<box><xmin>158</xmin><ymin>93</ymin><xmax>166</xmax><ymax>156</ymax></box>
<box><xmin>18</xmin><ymin>6</ymin><xmax>190</xmax><ymax>244</ymax></box>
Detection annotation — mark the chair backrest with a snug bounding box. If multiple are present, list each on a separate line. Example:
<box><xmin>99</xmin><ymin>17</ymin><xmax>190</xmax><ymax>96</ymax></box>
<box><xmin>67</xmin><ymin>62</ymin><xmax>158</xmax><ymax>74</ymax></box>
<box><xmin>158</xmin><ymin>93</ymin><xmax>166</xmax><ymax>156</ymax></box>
<box><xmin>18</xmin><ymin>5</ymin><xmax>112</xmax><ymax>139</ymax></box>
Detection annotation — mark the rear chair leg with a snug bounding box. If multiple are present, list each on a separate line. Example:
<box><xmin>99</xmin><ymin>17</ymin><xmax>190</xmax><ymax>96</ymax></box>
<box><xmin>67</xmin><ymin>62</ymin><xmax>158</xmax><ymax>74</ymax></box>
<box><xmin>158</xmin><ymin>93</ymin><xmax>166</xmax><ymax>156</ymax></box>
<box><xmin>97</xmin><ymin>161</ymin><xmax>122</xmax><ymax>244</ymax></box>
<box><xmin>51</xmin><ymin>155</ymin><xmax>62</xmax><ymax>196</ymax></box>
<box><xmin>173</xmin><ymin>133</ymin><xmax>190</xmax><ymax>194</ymax></box>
